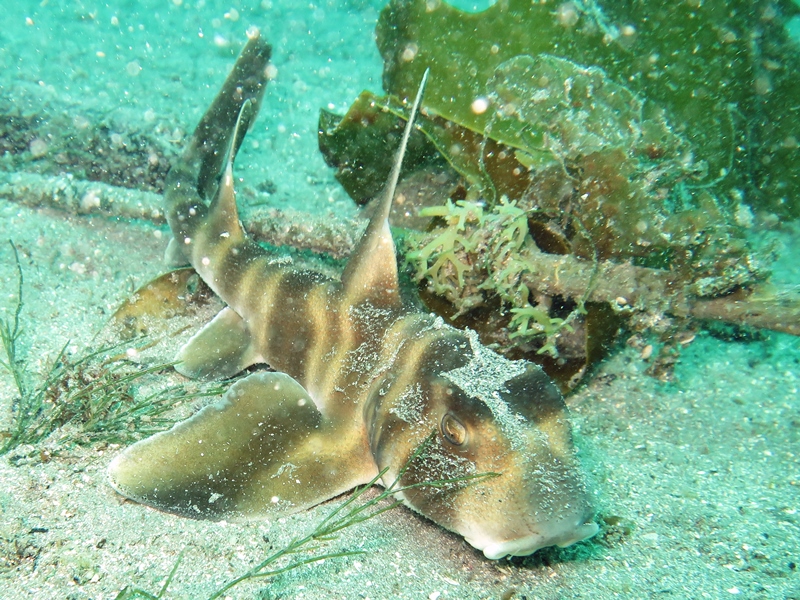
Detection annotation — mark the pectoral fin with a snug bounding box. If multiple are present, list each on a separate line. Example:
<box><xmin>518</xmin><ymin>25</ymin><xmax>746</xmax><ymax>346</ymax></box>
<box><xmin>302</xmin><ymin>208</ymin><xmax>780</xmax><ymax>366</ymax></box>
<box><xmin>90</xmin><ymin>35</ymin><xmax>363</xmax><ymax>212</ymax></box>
<box><xmin>107</xmin><ymin>372</ymin><xmax>377</xmax><ymax>519</ymax></box>
<box><xmin>175</xmin><ymin>307</ymin><xmax>261</xmax><ymax>380</ymax></box>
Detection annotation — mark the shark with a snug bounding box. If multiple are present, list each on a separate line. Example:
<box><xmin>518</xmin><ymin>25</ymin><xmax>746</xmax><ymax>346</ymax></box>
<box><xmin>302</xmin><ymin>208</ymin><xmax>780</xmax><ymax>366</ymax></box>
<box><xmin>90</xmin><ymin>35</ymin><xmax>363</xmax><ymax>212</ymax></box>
<box><xmin>107</xmin><ymin>30</ymin><xmax>599</xmax><ymax>560</ymax></box>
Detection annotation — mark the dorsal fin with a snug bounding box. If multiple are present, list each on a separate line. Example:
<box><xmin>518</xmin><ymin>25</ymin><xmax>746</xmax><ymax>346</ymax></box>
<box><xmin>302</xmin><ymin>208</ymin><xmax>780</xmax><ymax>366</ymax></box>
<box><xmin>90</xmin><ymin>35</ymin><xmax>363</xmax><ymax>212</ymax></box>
<box><xmin>341</xmin><ymin>68</ymin><xmax>430</xmax><ymax>308</ymax></box>
<box><xmin>205</xmin><ymin>99</ymin><xmax>254</xmax><ymax>239</ymax></box>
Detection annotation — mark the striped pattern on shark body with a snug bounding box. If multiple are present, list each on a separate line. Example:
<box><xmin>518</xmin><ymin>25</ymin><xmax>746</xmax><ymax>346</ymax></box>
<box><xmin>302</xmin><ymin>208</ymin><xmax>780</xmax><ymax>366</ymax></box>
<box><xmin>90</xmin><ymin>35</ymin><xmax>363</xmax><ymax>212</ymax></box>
<box><xmin>107</xmin><ymin>30</ymin><xmax>599</xmax><ymax>560</ymax></box>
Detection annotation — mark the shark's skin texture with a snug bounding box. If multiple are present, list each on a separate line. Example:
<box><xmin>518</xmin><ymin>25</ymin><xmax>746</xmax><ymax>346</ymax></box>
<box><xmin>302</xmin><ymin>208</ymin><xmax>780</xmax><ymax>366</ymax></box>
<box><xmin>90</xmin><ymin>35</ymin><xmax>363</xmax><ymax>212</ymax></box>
<box><xmin>107</xmin><ymin>31</ymin><xmax>598</xmax><ymax>560</ymax></box>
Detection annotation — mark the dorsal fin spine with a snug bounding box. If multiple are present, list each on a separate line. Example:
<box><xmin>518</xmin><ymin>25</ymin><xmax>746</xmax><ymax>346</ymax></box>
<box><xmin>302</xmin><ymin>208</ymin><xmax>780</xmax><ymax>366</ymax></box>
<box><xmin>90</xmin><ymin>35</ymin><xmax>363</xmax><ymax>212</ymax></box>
<box><xmin>376</xmin><ymin>67</ymin><xmax>430</xmax><ymax>226</ymax></box>
<box><xmin>341</xmin><ymin>68</ymin><xmax>430</xmax><ymax>303</ymax></box>
<box><xmin>206</xmin><ymin>99</ymin><xmax>252</xmax><ymax>235</ymax></box>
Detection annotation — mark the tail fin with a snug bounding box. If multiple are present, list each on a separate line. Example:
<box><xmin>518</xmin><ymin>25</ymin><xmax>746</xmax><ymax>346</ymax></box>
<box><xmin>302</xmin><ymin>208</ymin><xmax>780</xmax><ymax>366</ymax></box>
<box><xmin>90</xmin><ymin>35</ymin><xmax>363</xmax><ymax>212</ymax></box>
<box><xmin>165</xmin><ymin>31</ymin><xmax>272</xmax><ymax>243</ymax></box>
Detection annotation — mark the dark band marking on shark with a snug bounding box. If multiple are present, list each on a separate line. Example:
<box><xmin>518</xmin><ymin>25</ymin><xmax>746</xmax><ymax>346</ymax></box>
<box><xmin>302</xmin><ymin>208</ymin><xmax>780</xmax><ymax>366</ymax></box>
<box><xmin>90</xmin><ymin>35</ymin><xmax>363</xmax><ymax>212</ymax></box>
<box><xmin>107</xmin><ymin>30</ymin><xmax>598</xmax><ymax>560</ymax></box>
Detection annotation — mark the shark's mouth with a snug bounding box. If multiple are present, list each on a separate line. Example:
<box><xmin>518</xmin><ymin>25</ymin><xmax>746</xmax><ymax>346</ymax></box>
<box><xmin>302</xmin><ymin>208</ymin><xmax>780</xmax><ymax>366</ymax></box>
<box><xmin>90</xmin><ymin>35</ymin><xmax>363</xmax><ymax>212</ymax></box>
<box><xmin>474</xmin><ymin>520</ymin><xmax>600</xmax><ymax>560</ymax></box>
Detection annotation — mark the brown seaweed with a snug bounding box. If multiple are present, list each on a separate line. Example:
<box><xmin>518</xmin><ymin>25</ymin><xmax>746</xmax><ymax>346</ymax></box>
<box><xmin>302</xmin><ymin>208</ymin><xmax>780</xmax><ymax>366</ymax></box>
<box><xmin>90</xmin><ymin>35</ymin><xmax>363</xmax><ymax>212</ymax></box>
<box><xmin>318</xmin><ymin>0</ymin><xmax>798</xmax><ymax>385</ymax></box>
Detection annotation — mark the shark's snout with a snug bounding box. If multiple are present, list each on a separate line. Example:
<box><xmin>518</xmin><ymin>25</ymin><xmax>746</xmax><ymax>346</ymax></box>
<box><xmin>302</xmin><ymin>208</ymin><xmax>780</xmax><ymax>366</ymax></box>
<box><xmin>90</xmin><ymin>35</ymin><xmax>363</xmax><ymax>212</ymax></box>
<box><xmin>459</xmin><ymin>492</ymin><xmax>599</xmax><ymax>560</ymax></box>
<box><xmin>477</xmin><ymin>512</ymin><xmax>599</xmax><ymax>560</ymax></box>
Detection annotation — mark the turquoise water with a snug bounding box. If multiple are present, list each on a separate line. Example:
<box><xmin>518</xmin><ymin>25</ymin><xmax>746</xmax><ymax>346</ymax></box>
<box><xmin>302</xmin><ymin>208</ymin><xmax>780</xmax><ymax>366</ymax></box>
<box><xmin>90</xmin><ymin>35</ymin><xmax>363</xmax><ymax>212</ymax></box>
<box><xmin>0</xmin><ymin>1</ymin><xmax>798</xmax><ymax>598</ymax></box>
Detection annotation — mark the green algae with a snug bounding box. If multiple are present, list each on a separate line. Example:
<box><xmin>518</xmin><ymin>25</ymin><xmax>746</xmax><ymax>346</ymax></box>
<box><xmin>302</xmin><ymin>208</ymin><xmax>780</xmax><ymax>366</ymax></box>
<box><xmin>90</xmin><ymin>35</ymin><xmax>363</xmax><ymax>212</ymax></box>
<box><xmin>334</xmin><ymin>0</ymin><xmax>782</xmax><ymax>289</ymax></box>
<box><xmin>0</xmin><ymin>244</ymin><xmax>221</xmax><ymax>458</ymax></box>
<box><xmin>403</xmin><ymin>198</ymin><xmax>624</xmax><ymax>386</ymax></box>
<box><xmin>377</xmin><ymin>0</ymin><xmax>800</xmax><ymax>218</ymax></box>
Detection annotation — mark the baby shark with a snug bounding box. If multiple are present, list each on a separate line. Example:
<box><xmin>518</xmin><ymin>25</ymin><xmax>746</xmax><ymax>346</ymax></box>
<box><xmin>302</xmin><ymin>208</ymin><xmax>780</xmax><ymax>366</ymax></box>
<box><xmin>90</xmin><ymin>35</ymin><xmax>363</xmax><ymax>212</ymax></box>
<box><xmin>107</xmin><ymin>31</ymin><xmax>598</xmax><ymax>560</ymax></box>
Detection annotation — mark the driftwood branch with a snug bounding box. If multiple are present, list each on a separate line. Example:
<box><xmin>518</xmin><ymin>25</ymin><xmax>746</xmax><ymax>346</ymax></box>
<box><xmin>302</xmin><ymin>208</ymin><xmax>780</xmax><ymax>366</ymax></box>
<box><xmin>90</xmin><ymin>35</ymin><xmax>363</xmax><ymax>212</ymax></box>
<box><xmin>516</xmin><ymin>246</ymin><xmax>799</xmax><ymax>336</ymax></box>
<box><xmin>689</xmin><ymin>291</ymin><xmax>799</xmax><ymax>336</ymax></box>
<box><xmin>1</xmin><ymin>171</ymin><xmax>797</xmax><ymax>336</ymax></box>
<box><xmin>0</xmin><ymin>171</ymin><xmax>360</xmax><ymax>259</ymax></box>
<box><xmin>0</xmin><ymin>171</ymin><xmax>167</xmax><ymax>223</ymax></box>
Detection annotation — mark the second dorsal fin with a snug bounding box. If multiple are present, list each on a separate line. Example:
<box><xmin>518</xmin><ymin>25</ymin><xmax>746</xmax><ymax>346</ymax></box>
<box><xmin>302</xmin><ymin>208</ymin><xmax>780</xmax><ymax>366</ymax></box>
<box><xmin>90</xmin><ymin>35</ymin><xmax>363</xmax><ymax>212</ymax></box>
<box><xmin>204</xmin><ymin>99</ymin><xmax>254</xmax><ymax>240</ymax></box>
<box><xmin>341</xmin><ymin>68</ymin><xmax>430</xmax><ymax>308</ymax></box>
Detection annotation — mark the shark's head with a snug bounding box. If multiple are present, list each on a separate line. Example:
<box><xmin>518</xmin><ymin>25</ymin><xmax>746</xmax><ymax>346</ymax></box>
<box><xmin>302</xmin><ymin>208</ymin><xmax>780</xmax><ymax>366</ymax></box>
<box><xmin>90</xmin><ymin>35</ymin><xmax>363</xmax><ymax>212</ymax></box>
<box><xmin>368</xmin><ymin>328</ymin><xmax>598</xmax><ymax>559</ymax></box>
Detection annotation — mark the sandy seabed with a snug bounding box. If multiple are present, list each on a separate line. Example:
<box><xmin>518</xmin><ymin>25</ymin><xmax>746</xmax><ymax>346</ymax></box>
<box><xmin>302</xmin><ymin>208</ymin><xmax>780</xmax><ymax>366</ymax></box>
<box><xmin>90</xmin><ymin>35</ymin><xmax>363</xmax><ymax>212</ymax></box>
<box><xmin>0</xmin><ymin>1</ymin><xmax>798</xmax><ymax>598</ymax></box>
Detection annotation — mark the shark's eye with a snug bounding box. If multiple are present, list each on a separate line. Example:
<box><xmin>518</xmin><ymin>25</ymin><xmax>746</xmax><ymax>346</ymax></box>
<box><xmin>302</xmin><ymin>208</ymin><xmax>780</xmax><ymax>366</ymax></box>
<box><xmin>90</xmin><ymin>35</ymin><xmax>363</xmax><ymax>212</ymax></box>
<box><xmin>441</xmin><ymin>413</ymin><xmax>467</xmax><ymax>446</ymax></box>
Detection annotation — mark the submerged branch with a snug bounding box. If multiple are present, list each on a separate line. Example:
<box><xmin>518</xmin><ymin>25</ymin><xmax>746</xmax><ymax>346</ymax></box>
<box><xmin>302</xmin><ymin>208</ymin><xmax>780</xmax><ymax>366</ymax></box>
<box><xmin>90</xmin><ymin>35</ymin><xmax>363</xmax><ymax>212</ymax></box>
<box><xmin>690</xmin><ymin>289</ymin><xmax>800</xmax><ymax>336</ymax></box>
<box><xmin>517</xmin><ymin>245</ymin><xmax>799</xmax><ymax>337</ymax></box>
<box><xmin>0</xmin><ymin>170</ymin><xmax>796</xmax><ymax>337</ymax></box>
<box><xmin>0</xmin><ymin>171</ymin><xmax>358</xmax><ymax>259</ymax></box>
